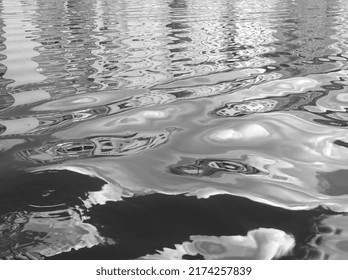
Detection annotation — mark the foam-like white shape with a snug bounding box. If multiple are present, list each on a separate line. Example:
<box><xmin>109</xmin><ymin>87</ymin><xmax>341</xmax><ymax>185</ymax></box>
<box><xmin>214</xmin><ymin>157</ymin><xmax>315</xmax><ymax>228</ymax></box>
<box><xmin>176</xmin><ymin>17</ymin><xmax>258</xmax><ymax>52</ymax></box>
<box><xmin>140</xmin><ymin>228</ymin><xmax>295</xmax><ymax>260</ymax></box>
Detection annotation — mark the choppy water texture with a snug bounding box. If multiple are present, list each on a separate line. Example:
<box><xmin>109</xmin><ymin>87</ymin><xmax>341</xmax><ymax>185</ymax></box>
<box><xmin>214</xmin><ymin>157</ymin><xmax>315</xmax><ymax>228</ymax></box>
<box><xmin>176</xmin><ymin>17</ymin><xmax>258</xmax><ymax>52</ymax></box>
<box><xmin>1</xmin><ymin>0</ymin><xmax>348</xmax><ymax>260</ymax></box>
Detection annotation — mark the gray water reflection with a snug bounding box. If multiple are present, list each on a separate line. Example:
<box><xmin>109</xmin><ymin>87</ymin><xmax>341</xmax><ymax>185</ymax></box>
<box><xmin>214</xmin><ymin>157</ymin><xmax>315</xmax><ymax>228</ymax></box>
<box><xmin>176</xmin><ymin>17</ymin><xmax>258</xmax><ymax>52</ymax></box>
<box><xmin>1</xmin><ymin>0</ymin><xmax>348</xmax><ymax>259</ymax></box>
<box><xmin>0</xmin><ymin>0</ymin><xmax>46</xmax><ymax>87</ymax></box>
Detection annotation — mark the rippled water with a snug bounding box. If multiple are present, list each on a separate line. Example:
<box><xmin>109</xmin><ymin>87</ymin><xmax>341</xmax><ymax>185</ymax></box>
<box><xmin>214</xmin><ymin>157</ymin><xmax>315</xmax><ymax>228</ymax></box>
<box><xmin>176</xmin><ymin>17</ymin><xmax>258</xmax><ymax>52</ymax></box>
<box><xmin>1</xmin><ymin>0</ymin><xmax>348</xmax><ymax>260</ymax></box>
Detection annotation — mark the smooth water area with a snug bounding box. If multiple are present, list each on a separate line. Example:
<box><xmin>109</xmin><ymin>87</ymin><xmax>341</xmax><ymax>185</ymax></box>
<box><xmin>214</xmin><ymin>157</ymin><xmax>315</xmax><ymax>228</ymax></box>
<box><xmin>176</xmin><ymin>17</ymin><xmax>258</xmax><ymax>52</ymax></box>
<box><xmin>1</xmin><ymin>0</ymin><xmax>348</xmax><ymax>259</ymax></box>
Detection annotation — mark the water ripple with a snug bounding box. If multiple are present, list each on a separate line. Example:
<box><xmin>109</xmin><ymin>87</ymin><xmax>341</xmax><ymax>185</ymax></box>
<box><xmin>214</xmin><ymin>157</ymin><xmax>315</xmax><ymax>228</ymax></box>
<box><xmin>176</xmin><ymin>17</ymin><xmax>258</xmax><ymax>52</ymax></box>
<box><xmin>2</xmin><ymin>0</ymin><xmax>348</xmax><ymax>260</ymax></box>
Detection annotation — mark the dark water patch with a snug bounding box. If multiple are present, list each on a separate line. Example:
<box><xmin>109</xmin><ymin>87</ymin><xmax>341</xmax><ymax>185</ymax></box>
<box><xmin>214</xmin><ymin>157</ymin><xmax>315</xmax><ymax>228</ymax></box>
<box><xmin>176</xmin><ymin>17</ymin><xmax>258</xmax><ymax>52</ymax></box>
<box><xmin>47</xmin><ymin>193</ymin><xmax>334</xmax><ymax>260</ymax></box>
<box><xmin>0</xmin><ymin>170</ymin><xmax>105</xmax><ymax>214</ymax></box>
<box><xmin>182</xmin><ymin>254</ymin><xmax>205</xmax><ymax>260</ymax></box>
<box><xmin>334</xmin><ymin>140</ymin><xmax>348</xmax><ymax>148</ymax></box>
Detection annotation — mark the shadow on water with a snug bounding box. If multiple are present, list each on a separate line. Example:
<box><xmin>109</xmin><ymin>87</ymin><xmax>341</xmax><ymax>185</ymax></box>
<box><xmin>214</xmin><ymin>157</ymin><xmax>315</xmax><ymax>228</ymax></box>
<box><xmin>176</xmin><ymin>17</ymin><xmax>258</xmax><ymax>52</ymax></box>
<box><xmin>47</xmin><ymin>192</ymin><xmax>336</xmax><ymax>260</ymax></box>
<box><xmin>0</xmin><ymin>170</ymin><xmax>104</xmax><ymax>214</ymax></box>
<box><xmin>0</xmin><ymin>163</ymin><xmax>322</xmax><ymax>260</ymax></box>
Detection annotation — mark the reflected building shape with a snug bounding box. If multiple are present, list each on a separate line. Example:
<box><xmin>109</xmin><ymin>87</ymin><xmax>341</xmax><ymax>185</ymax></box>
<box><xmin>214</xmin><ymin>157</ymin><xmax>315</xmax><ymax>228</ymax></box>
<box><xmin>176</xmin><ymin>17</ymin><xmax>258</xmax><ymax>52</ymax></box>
<box><xmin>155</xmin><ymin>0</ymin><xmax>282</xmax><ymax>97</ymax></box>
<box><xmin>17</xmin><ymin>129</ymin><xmax>174</xmax><ymax>164</ymax></box>
<box><xmin>74</xmin><ymin>0</ymin><xmax>131</xmax><ymax>90</ymax></box>
<box><xmin>83</xmin><ymin>0</ymin><xmax>174</xmax><ymax>89</ymax></box>
<box><xmin>119</xmin><ymin>0</ymin><xmax>172</xmax><ymax>88</ymax></box>
<box><xmin>28</xmin><ymin>0</ymin><xmax>108</xmax><ymax>94</ymax></box>
<box><xmin>0</xmin><ymin>8</ymin><xmax>9</xmax><ymax>90</ymax></box>
<box><xmin>0</xmin><ymin>0</ymin><xmax>46</xmax><ymax>87</ymax></box>
<box><xmin>88</xmin><ymin>0</ymin><xmax>114</xmax><ymax>90</ymax></box>
<box><xmin>334</xmin><ymin>0</ymin><xmax>348</xmax><ymax>57</ymax></box>
<box><xmin>167</xmin><ymin>0</ymin><xmax>229</xmax><ymax>76</ymax></box>
<box><xmin>232</xmin><ymin>0</ymin><xmax>278</xmax><ymax>68</ymax></box>
<box><xmin>272</xmin><ymin>0</ymin><xmax>343</xmax><ymax>76</ymax></box>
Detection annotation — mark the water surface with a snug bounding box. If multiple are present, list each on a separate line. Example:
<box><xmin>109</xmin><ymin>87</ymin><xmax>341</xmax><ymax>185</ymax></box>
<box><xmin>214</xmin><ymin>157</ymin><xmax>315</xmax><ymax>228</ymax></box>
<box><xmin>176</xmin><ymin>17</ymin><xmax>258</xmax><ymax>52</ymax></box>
<box><xmin>1</xmin><ymin>0</ymin><xmax>348</xmax><ymax>259</ymax></box>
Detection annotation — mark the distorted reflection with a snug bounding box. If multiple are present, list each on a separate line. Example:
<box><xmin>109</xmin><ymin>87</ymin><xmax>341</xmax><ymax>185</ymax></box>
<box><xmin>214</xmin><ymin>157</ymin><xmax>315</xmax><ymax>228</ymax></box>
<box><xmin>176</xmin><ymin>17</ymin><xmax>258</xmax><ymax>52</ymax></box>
<box><xmin>2</xmin><ymin>0</ymin><xmax>348</xmax><ymax>260</ymax></box>
<box><xmin>140</xmin><ymin>228</ymin><xmax>295</xmax><ymax>260</ymax></box>
<box><xmin>211</xmin><ymin>72</ymin><xmax>348</xmax><ymax>127</ymax></box>
<box><xmin>0</xmin><ymin>170</ymin><xmax>110</xmax><ymax>259</ymax></box>
<box><xmin>0</xmin><ymin>0</ymin><xmax>46</xmax><ymax>87</ymax></box>
<box><xmin>212</xmin><ymin>90</ymin><xmax>348</xmax><ymax>127</ymax></box>
<box><xmin>0</xmin><ymin>209</ymin><xmax>104</xmax><ymax>259</ymax></box>
<box><xmin>17</xmin><ymin>129</ymin><xmax>174</xmax><ymax>164</ymax></box>
<box><xmin>212</xmin><ymin>91</ymin><xmax>326</xmax><ymax>117</ymax></box>
<box><xmin>170</xmin><ymin>158</ymin><xmax>262</xmax><ymax>176</ymax></box>
<box><xmin>303</xmin><ymin>214</ymin><xmax>348</xmax><ymax>259</ymax></box>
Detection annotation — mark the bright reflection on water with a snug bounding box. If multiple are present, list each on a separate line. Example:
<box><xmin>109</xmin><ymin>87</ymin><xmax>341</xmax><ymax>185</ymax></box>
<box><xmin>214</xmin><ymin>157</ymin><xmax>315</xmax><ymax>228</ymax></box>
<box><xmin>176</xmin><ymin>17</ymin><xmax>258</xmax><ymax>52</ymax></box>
<box><xmin>1</xmin><ymin>0</ymin><xmax>348</xmax><ymax>259</ymax></box>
